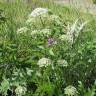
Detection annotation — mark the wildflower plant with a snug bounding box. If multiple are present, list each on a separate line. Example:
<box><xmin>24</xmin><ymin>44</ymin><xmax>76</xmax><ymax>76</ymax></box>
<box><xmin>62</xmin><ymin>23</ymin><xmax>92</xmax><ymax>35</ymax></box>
<box><xmin>64</xmin><ymin>85</ymin><xmax>78</xmax><ymax>96</ymax></box>
<box><xmin>0</xmin><ymin>2</ymin><xmax>96</xmax><ymax>96</ymax></box>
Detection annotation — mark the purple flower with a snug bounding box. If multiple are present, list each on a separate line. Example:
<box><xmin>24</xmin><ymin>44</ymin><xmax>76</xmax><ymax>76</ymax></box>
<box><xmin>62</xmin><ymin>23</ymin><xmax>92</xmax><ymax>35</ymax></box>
<box><xmin>48</xmin><ymin>38</ymin><xmax>57</xmax><ymax>46</ymax></box>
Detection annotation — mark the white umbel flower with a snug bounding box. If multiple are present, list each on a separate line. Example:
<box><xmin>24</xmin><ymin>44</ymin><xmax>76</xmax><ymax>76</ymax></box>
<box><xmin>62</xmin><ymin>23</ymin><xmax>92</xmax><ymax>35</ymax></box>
<box><xmin>37</xmin><ymin>58</ymin><xmax>52</xmax><ymax>67</ymax></box>
<box><xmin>17</xmin><ymin>27</ymin><xmax>28</xmax><ymax>34</ymax></box>
<box><xmin>15</xmin><ymin>86</ymin><xmax>27</xmax><ymax>96</ymax></box>
<box><xmin>29</xmin><ymin>8</ymin><xmax>48</xmax><ymax>17</ymax></box>
<box><xmin>31</xmin><ymin>29</ymin><xmax>51</xmax><ymax>37</ymax></box>
<box><xmin>31</xmin><ymin>30</ymin><xmax>40</xmax><ymax>36</ymax></box>
<box><xmin>57</xmin><ymin>59</ymin><xmax>68</xmax><ymax>67</ymax></box>
<box><xmin>40</xmin><ymin>29</ymin><xmax>51</xmax><ymax>37</ymax></box>
<box><xmin>64</xmin><ymin>85</ymin><xmax>78</xmax><ymax>96</ymax></box>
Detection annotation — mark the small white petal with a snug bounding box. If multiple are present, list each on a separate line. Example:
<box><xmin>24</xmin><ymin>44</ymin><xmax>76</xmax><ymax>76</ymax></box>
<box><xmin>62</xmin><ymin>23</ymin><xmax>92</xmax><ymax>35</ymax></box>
<box><xmin>37</xmin><ymin>58</ymin><xmax>52</xmax><ymax>67</ymax></box>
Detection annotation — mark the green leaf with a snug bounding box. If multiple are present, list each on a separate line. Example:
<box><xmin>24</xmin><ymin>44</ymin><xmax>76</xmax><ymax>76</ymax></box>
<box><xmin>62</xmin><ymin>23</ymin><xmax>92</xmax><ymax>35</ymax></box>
<box><xmin>0</xmin><ymin>78</ymin><xmax>10</xmax><ymax>95</ymax></box>
<box><xmin>49</xmin><ymin>48</ymin><xmax>55</xmax><ymax>56</ymax></box>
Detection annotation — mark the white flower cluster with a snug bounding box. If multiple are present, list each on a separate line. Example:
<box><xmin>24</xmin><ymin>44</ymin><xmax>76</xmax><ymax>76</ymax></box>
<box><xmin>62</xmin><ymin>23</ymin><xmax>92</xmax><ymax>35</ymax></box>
<box><xmin>40</xmin><ymin>28</ymin><xmax>51</xmax><ymax>37</ymax></box>
<box><xmin>64</xmin><ymin>85</ymin><xmax>78</xmax><ymax>96</ymax></box>
<box><xmin>31</xmin><ymin>30</ymin><xmax>39</xmax><ymax>36</ymax></box>
<box><xmin>31</xmin><ymin>28</ymin><xmax>51</xmax><ymax>37</ymax></box>
<box><xmin>37</xmin><ymin>58</ymin><xmax>52</xmax><ymax>67</ymax></box>
<box><xmin>17</xmin><ymin>27</ymin><xmax>29</xmax><ymax>34</ymax></box>
<box><xmin>57</xmin><ymin>59</ymin><xmax>68</xmax><ymax>67</ymax></box>
<box><xmin>15</xmin><ymin>85</ymin><xmax>27</xmax><ymax>96</ymax></box>
<box><xmin>29</xmin><ymin>8</ymin><xmax>48</xmax><ymax>17</ymax></box>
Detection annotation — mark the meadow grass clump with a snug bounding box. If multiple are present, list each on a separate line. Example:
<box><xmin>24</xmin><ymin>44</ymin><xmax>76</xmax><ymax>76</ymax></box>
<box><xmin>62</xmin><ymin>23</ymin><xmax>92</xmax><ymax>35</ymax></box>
<box><xmin>0</xmin><ymin>0</ymin><xmax>96</xmax><ymax>96</ymax></box>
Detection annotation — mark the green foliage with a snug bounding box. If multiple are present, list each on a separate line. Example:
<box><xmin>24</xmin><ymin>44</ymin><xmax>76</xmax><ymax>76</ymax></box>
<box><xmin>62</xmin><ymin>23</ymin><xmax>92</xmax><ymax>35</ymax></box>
<box><xmin>0</xmin><ymin>78</ymin><xmax>10</xmax><ymax>95</ymax></box>
<box><xmin>0</xmin><ymin>0</ymin><xmax>96</xmax><ymax>96</ymax></box>
<box><xmin>93</xmin><ymin>0</ymin><xmax>96</xmax><ymax>4</ymax></box>
<box><xmin>0</xmin><ymin>9</ymin><xmax>6</xmax><ymax>24</ymax></box>
<box><xmin>78</xmin><ymin>81</ymin><xmax>96</xmax><ymax>96</ymax></box>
